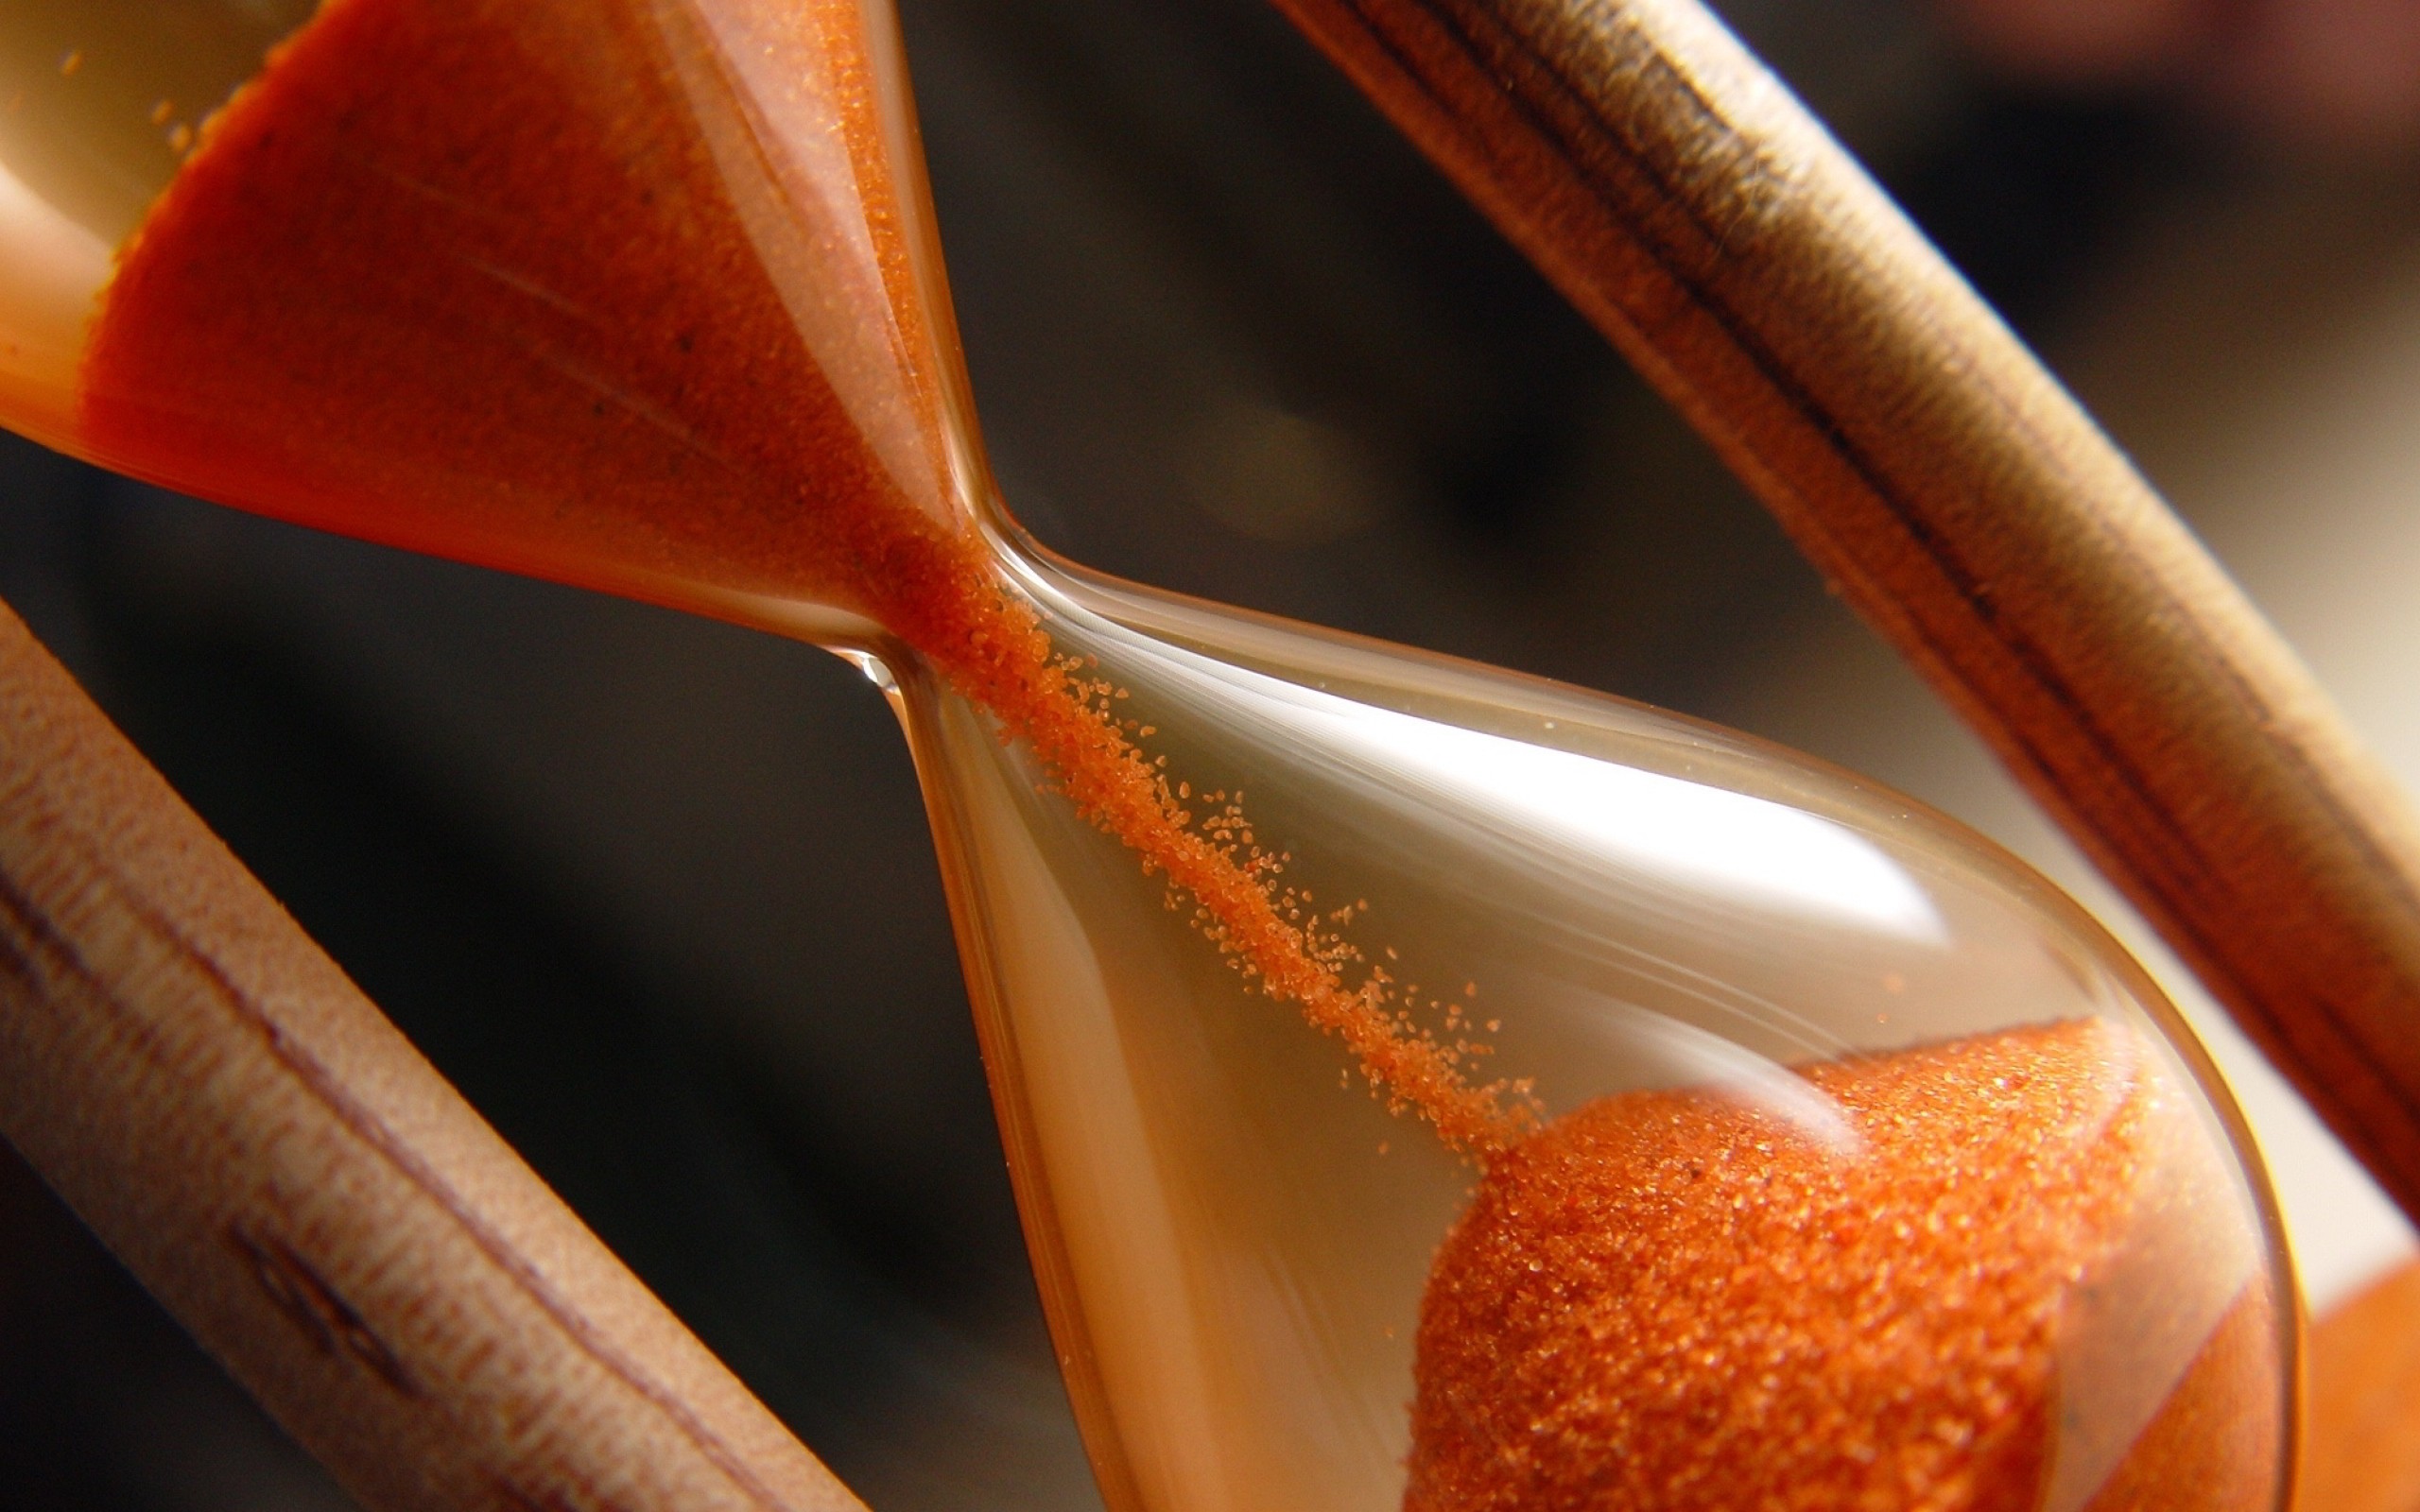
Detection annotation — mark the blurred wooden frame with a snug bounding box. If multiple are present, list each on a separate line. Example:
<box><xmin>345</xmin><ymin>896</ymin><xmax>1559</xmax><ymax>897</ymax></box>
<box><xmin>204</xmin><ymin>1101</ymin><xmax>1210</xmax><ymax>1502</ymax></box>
<box><xmin>5</xmin><ymin>0</ymin><xmax>2420</xmax><ymax>1509</ymax></box>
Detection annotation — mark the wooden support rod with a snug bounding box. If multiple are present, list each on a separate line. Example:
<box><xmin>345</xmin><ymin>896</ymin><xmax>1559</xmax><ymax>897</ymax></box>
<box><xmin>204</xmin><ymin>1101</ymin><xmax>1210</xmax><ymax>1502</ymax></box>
<box><xmin>1266</xmin><ymin>0</ymin><xmax>2420</xmax><ymax>1222</ymax></box>
<box><xmin>0</xmin><ymin>595</ymin><xmax>865</xmax><ymax>1512</ymax></box>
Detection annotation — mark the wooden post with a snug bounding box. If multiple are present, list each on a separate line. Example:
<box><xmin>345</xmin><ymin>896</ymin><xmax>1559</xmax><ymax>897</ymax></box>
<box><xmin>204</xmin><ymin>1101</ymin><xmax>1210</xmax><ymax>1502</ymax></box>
<box><xmin>0</xmin><ymin>595</ymin><xmax>865</xmax><ymax>1512</ymax></box>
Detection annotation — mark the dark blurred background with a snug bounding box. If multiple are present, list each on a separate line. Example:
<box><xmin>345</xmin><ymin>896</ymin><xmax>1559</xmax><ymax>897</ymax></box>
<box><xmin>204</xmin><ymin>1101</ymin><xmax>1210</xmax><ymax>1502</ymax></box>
<box><xmin>7</xmin><ymin>0</ymin><xmax>2420</xmax><ymax>1506</ymax></box>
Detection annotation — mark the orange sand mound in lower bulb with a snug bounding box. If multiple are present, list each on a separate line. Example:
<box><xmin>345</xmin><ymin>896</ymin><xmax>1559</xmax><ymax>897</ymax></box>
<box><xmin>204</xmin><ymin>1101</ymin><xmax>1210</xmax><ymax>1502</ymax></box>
<box><xmin>1407</xmin><ymin>1019</ymin><xmax>2277</xmax><ymax>1512</ymax></box>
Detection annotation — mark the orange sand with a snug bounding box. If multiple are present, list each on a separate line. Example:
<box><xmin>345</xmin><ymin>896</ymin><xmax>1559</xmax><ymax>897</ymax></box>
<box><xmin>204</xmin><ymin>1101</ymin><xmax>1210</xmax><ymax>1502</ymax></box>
<box><xmin>1406</xmin><ymin>1020</ymin><xmax>2278</xmax><ymax>1511</ymax></box>
<box><xmin>76</xmin><ymin>6</ymin><xmax>2274</xmax><ymax>1504</ymax></box>
<box><xmin>77</xmin><ymin>0</ymin><xmax>1525</xmax><ymax>1154</ymax></box>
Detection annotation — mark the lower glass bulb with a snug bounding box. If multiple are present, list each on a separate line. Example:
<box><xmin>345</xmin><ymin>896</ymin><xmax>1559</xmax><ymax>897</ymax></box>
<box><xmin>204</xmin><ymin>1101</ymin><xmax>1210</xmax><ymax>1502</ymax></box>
<box><xmin>888</xmin><ymin>541</ymin><xmax>2288</xmax><ymax>1512</ymax></box>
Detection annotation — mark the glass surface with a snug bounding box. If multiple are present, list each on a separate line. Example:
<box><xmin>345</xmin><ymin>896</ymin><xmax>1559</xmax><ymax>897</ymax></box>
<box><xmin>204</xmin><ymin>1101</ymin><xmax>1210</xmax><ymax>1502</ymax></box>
<box><xmin>0</xmin><ymin>0</ymin><xmax>316</xmax><ymax>445</ymax></box>
<box><xmin>0</xmin><ymin>3</ymin><xmax>2294</xmax><ymax>1510</ymax></box>
<box><xmin>903</xmin><ymin>541</ymin><xmax>2286</xmax><ymax>1512</ymax></box>
<box><xmin>9</xmin><ymin>0</ymin><xmax>977</xmax><ymax>640</ymax></box>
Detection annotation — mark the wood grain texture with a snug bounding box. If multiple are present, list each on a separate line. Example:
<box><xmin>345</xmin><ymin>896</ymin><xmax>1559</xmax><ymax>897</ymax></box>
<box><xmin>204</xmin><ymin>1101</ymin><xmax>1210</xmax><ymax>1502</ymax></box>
<box><xmin>0</xmin><ymin>596</ymin><xmax>865</xmax><ymax>1512</ymax></box>
<box><xmin>2304</xmin><ymin>1259</ymin><xmax>2420</xmax><ymax>1512</ymax></box>
<box><xmin>1265</xmin><ymin>0</ymin><xmax>2420</xmax><ymax>1222</ymax></box>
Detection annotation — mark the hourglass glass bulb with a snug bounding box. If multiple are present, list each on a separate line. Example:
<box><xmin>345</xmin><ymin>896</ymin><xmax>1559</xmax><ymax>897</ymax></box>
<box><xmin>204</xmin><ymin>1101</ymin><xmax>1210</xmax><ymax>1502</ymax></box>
<box><xmin>5</xmin><ymin>0</ymin><xmax>980</xmax><ymax>644</ymax></box>
<box><xmin>0</xmin><ymin>2</ymin><xmax>2290</xmax><ymax>1510</ymax></box>
<box><xmin>900</xmin><ymin>546</ymin><xmax>2287</xmax><ymax>1512</ymax></box>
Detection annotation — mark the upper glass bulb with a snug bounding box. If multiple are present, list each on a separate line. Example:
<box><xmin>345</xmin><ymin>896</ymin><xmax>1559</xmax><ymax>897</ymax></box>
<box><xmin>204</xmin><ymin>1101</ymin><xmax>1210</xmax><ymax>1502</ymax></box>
<box><xmin>4</xmin><ymin>0</ymin><xmax>980</xmax><ymax>644</ymax></box>
<box><xmin>0</xmin><ymin>3</ymin><xmax>2294</xmax><ymax>1511</ymax></box>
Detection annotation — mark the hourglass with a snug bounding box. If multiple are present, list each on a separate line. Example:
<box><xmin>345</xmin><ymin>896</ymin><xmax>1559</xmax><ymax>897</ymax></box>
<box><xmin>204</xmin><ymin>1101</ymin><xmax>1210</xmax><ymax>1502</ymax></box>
<box><xmin>0</xmin><ymin>1</ymin><xmax>2293</xmax><ymax>1509</ymax></box>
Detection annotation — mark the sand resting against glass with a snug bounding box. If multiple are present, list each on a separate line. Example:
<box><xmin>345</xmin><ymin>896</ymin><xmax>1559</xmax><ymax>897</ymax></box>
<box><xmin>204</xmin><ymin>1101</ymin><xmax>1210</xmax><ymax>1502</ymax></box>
<box><xmin>72</xmin><ymin>1</ymin><xmax>2277</xmax><ymax>1506</ymax></box>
